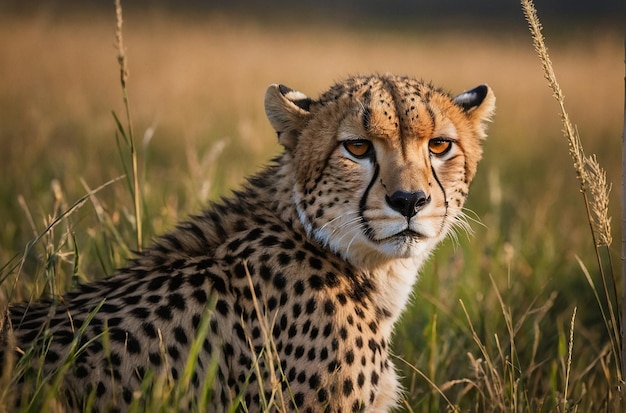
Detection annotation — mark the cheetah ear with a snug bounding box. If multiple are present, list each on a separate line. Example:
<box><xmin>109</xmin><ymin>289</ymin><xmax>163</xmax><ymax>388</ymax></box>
<box><xmin>265</xmin><ymin>84</ymin><xmax>314</xmax><ymax>151</ymax></box>
<box><xmin>454</xmin><ymin>84</ymin><xmax>496</xmax><ymax>136</ymax></box>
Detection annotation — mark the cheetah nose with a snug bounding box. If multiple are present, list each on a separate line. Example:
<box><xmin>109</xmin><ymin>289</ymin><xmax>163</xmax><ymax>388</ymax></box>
<box><xmin>385</xmin><ymin>190</ymin><xmax>430</xmax><ymax>218</ymax></box>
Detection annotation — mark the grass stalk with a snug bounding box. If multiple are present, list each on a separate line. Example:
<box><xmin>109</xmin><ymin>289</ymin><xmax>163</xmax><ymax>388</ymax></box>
<box><xmin>114</xmin><ymin>0</ymin><xmax>142</xmax><ymax>251</ymax></box>
<box><xmin>621</xmin><ymin>33</ymin><xmax>626</xmax><ymax>386</ymax></box>
<box><xmin>562</xmin><ymin>307</ymin><xmax>576</xmax><ymax>412</ymax></box>
<box><xmin>520</xmin><ymin>0</ymin><xmax>621</xmax><ymax>381</ymax></box>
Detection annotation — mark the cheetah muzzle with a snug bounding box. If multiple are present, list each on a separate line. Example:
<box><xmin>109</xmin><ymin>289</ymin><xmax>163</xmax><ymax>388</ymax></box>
<box><xmin>2</xmin><ymin>74</ymin><xmax>495</xmax><ymax>412</ymax></box>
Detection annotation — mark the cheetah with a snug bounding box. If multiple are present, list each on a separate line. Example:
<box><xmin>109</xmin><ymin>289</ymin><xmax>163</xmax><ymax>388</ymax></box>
<box><xmin>2</xmin><ymin>74</ymin><xmax>495</xmax><ymax>412</ymax></box>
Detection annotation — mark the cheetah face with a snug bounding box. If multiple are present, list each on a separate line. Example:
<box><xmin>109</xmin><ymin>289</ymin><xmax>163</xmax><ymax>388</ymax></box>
<box><xmin>265</xmin><ymin>74</ymin><xmax>495</xmax><ymax>268</ymax></box>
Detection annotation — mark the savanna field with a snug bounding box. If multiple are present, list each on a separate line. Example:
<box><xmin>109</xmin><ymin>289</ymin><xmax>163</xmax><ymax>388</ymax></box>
<box><xmin>0</xmin><ymin>5</ymin><xmax>623</xmax><ymax>412</ymax></box>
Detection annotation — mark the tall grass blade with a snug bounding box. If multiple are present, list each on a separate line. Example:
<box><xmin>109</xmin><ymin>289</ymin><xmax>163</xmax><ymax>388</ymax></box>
<box><xmin>114</xmin><ymin>0</ymin><xmax>142</xmax><ymax>251</ymax></box>
<box><xmin>621</xmin><ymin>32</ymin><xmax>626</xmax><ymax>385</ymax></box>
<box><xmin>520</xmin><ymin>0</ymin><xmax>621</xmax><ymax>380</ymax></box>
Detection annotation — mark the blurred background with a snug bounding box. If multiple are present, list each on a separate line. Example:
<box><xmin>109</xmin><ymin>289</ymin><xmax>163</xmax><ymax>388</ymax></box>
<box><xmin>0</xmin><ymin>0</ymin><xmax>624</xmax><ymax>410</ymax></box>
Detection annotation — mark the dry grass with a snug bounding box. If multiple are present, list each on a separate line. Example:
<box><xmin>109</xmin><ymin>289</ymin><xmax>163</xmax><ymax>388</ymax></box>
<box><xmin>0</xmin><ymin>5</ymin><xmax>623</xmax><ymax>412</ymax></box>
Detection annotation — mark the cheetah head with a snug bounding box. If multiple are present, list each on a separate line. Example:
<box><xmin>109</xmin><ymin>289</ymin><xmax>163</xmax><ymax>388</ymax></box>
<box><xmin>265</xmin><ymin>74</ymin><xmax>495</xmax><ymax>269</ymax></box>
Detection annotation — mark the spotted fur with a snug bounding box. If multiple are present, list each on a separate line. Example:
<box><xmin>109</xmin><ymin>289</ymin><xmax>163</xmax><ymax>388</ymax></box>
<box><xmin>2</xmin><ymin>74</ymin><xmax>495</xmax><ymax>412</ymax></box>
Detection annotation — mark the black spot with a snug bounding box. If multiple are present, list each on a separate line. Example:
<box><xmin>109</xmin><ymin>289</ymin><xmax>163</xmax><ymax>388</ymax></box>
<box><xmin>174</xmin><ymin>326</ymin><xmax>188</xmax><ymax>345</ymax></box>
<box><xmin>188</xmin><ymin>272</ymin><xmax>206</xmax><ymax>287</ymax></box>
<box><xmin>216</xmin><ymin>300</ymin><xmax>230</xmax><ymax>316</ymax></box>
<box><xmin>243</xmin><ymin>286</ymin><xmax>253</xmax><ymax>301</ymax></box>
<box><xmin>305</xmin><ymin>298</ymin><xmax>317</xmax><ymax>314</ymax></box>
<box><xmin>123</xmin><ymin>295</ymin><xmax>141</xmax><ymax>305</ymax></box>
<box><xmin>309</xmin><ymin>256</ymin><xmax>323</xmax><ymax>270</ymax></box>
<box><xmin>281</xmin><ymin>239</ymin><xmax>295</xmax><ymax>249</ymax></box>
<box><xmin>169</xmin><ymin>293</ymin><xmax>185</xmax><ymax>310</ymax></box>
<box><xmin>288</xmin><ymin>325</ymin><xmax>298</xmax><ymax>338</ymax></box>
<box><xmin>325</xmin><ymin>272</ymin><xmax>339</xmax><ymax>287</ymax></box>
<box><xmin>148</xmin><ymin>275</ymin><xmax>168</xmax><ymax>291</ymax></box>
<box><xmin>272</xmin><ymin>324</ymin><xmax>281</xmax><ymax>339</ymax></box>
<box><xmin>293</xmin><ymin>392</ymin><xmax>305</xmax><ymax>407</ymax></box>
<box><xmin>317</xmin><ymin>388</ymin><xmax>328</xmax><ymax>403</ymax></box>
<box><xmin>310</xmin><ymin>326</ymin><xmax>319</xmax><ymax>339</ymax></box>
<box><xmin>192</xmin><ymin>289</ymin><xmax>207</xmax><ymax>304</ymax></box>
<box><xmin>131</xmin><ymin>307</ymin><xmax>150</xmax><ymax>318</ymax></box>
<box><xmin>123</xmin><ymin>387</ymin><xmax>133</xmax><ymax>404</ymax></box>
<box><xmin>295</xmin><ymin>346</ymin><xmax>305</xmax><ymax>359</ymax></box>
<box><xmin>207</xmin><ymin>273</ymin><xmax>227</xmax><ymax>294</ymax></box>
<box><xmin>324</xmin><ymin>299</ymin><xmax>335</xmax><ymax>315</ymax></box>
<box><xmin>168</xmin><ymin>345</ymin><xmax>180</xmax><ymax>360</ymax></box>
<box><xmin>238</xmin><ymin>353</ymin><xmax>252</xmax><ymax>368</ymax></box>
<box><xmin>100</xmin><ymin>303</ymin><xmax>120</xmax><ymax>313</ymax></box>
<box><xmin>307</xmin><ymin>347</ymin><xmax>316</xmax><ymax>361</ymax></box>
<box><xmin>44</xmin><ymin>350</ymin><xmax>60</xmax><ymax>363</ymax></box>
<box><xmin>96</xmin><ymin>381</ymin><xmax>106</xmax><ymax>397</ymax></box>
<box><xmin>285</xmin><ymin>343</ymin><xmax>293</xmax><ymax>356</ymax></box>
<box><xmin>147</xmin><ymin>295</ymin><xmax>161</xmax><ymax>304</ymax></box>
<box><xmin>294</xmin><ymin>280</ymin><xmax>305</xmax><ymax>295</ymax></box>
<box><xmin>297</xmin><ymin>371</ymin><xmax>307</xmax><ymax>383</ymax></box>
<box><xmin>260</xmin><ymin>264</ymin><xmax>272</xmax><ymax>281</ymax></box>
<box><xmin>295</xmin><ymin>250</ymin><xmax>306</xmax><ymax>262</ymax></box>
<box><xmin>368</xmin><ymin>321</ymin><xmax>378</xmax><ymax>334</ymax></box>
<box><xmin>288</xmin><ymin>367</ymin><xmax>297</xmax><ymax>381</ymax></box>
<box><xmin>240</xmin><ymin>246</ymin><xmax>256</xmax><ymax>258</ymax></box>
<box><xmin>168</xmin><ymin>273</ymin><xmax>184</xmax><ymax>291</ymax></box>
<box><xmin>292</xmin><ymin>303</ymin><xmax>302</xmax><ymax>318</ymax></box>
<box><xmin>371</xmin><ymin>371</ymin><xmax>380</xmax><ymax>386</ymax></box>
<box><xmin>226</xmin><ymin>237</ymin><xmax>242</xmax><ymax>252</ymax></box>
<box><xmin>109</xmin><ymin>327</ymin><xmax>127</xmax><ymax>343</ymax></box>
<box><xmin>126</xmin><ymin>336</ymin><xmax>141</xmax><ymax>354</ymax></box>
<box><xmin>302</xmin><ymin>320</ymin><xmax>311</xmax><ymax>334</ymax></box>
<box><xmin>343</xmin><ymin>378</ymin><xmax>354</xmax><ymax>396</ymax></box>
<box><xmin>234</xmin><ymin>323</ymin><xmax>247</xmax><ymax>342</ymax></box>
<box><xmin>142</xmin><ymin>322</ymin><xmax>157</xmax><ymax>338</ymax></box>
<box><xmin>357</xmin><ymin>372</ymin><xmax>365</xmax><ymax>387</ymax></box>
<box><xmin>323</xmin><ymin>323</ymin><xmax>332</xmax><ymax>337</ymax></box>
<box><xmin>273</xmin><ymin>272</ymin><xmax>287</xmax><ymax>290</ymax></box>
<box><xmin>327</xmin><ymin>359</ymin><xmax>340</xmax><ymax>373</ymax></box>
<box><xmin>337</xmin><ymin>293</ymin><xmax>347</xmax><ymax>305</ymax></box>
<box><xmin>345</xmin><ymin>350</ymin><xmax>355</xmax><ymax>365</ymax></box>
<box><xmin>368</xmin><ymin>338</ymin><xmax>378</xmax><ymax>353</ymax></box>
<box><xmin>309</xmin><ymin>274</ymin><xmax>324</xmax><ymax>290</ymax></box>
<box><xmin>340</xmin><ymin>327</ymin><xmax>348</xmax><ymax>340</ymax></box>
<box><xmin>244</xmin><ymin>227</ymin><xmax>263</xmax><ymax>242</ymax></box>
<box><xmin>149</xmin><ymin>352</ymin><xmax>162</xmax><ymax>366</ymax></box>
<box><xmin>261</xmin><ymin>235</ymin><xmax>280</xmax><ymax>246</ymax></box>
<box><xmin>156</xmin><ymin>306</ymin><xmax>172</xmax><ymax>320</ymax></box>
<box><xmin>75</xmin><ymin>365</ymin><xmax>89</xmax><ymax>378</ymax></box>
<box><xmin>356</xmin><ymin>336</ymin><xmax>363</xmax><ymax>348</ymax></box>
<box><xmin>320</xmin><ymin>347</ymin><xmax>328</xmax><ymax>360</ymax></box>
<box><xmin>267</xmin><ymin>296</ymin><xmax>278</xmax><ymax>311</ymax></box>
<box><xmin>278</xmin><ymin>253</ymin><xmax>291</xmax><ymax>265</ymax></box>
<box><xmin>234</xmin><ymin>262</ymin><xmax>247</xmax><ymax>279</ymax></box>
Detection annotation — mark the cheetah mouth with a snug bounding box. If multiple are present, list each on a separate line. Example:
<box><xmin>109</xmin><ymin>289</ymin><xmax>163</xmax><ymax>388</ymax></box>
<box><xmin>375</xmin><ymin>229</ymin><xmax>427</xmax><ymax>243</ymax></box>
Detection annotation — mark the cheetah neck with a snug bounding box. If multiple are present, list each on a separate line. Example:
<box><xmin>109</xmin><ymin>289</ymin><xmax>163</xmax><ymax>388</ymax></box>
<box><xmin>370</xmin><ymin>256</ymin><xmax>426</xmax><ymax>328</ymax></box>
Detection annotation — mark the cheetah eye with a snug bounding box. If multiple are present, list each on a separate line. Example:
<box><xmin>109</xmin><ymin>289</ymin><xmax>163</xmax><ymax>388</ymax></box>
<box><xmin>343</xmin><ymin>139</ymin><xmax>372</xmax><ymax>158</ymax></box>
<box><xmin>428</xmin><ymin>138</ymin><xmax>453</xmax><ymax>156</ymax></box>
